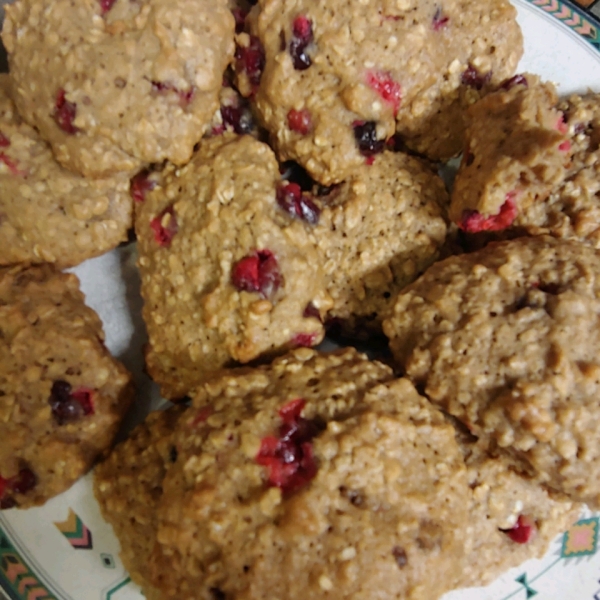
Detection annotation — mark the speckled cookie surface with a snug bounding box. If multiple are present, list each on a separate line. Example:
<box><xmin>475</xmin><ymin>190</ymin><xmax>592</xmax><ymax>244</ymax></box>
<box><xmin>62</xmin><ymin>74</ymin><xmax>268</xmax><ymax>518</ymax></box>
<box><xmin>383</xmin><ymin>236</ymin><xmax>600</xmax><ymax>507</ymax></box>
<box><xmin>450</xmin><ymin>75</ymin><xmax>570</xmax><ymax>232</ymax></box>
<box><xmin>0</xmin><ymin>265</ymin><xmax>134</xmax><ymax>509</ymax></box>
<box><xmin>313</xmin><ymin>150</ymin><xmax>449</xmax><ymax>336</ymax></box>
<box><xmin>149</xmin><ymin>348</ymin><xmax>469</xmax><ymax>600</ymax></box>
<box><xmin>242</xmin><ymin>0</ymin><xmax>522</xmax><ymax>184</ymax></box>
<box><xmin>0</xmin><ymin>75</ymin><xmax>132</xmax><ymax>269</ymax></box>
<box><xmin>2</xmin><ymin>0</ymin><xmax>234</xmax><ymax>177</ymax></box>
<box><xmin>136</xmin><ymin>134</ymin><xmax>332</xmax><ymax>399</ymax></box>
<box><xmin>456</xmin><ymin>435</ymin><xmax>581</xmax><ymax>589</ymax></box>
<box><xmin>94</xmin><ymin>406</ymin><xmax>185</xmax><ymax>600</ymax></box>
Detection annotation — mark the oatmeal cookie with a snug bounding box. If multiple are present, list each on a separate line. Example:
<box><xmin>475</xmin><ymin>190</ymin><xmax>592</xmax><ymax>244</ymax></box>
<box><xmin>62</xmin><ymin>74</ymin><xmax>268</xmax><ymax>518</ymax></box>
<box><xmin>2</xmin><ymin>0</ymin><xmax>234</xmax><ymax>177</ymax></box>
<box><xmin>149</xmin><ymin>348</ymin><xmax>469</xmax><ymax>600</ymax></box>
<box><xmin>240</xmin><ymin>0</ymin><xmax>522</xmax><ymax>184</ymax></box>
<box><xmin>94</xmin><ymin>406</ymin><xmax>185</xmax><ymax>600</ymax></box>
<box><xmin>313</xmin><ymin>150</ymin><xmax>449</xmax><ymax>336</ymax></box>
<box><xmin>450</xmin><ymin>75</ymin><xmax>571</xmax><ymax>232</ymax></box>
<box><xmin>383</xmin><ymin>236</ymin><xmax>600</xmax><ymax>507</ymax></box>
<box><xmin>0</xmin><ymin>75</ymin><xmax>132</xmax><ymax>269</ymax></box>
<box><xmin>136</xmin><ymin>134</ymin><xmax>332</xmax><ymax>399</ymax></box>
<box><xmin>0</xmin><ymin>265</ymin><xmax>134</xmax><ymax>509</ymax></box>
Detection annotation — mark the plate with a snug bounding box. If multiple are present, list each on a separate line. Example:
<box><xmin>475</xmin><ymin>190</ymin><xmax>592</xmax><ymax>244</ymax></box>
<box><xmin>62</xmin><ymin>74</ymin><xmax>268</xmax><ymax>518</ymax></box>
<box><xmin>2</xmin><ymin>1</ymin><xmax>600</xmax><ymax>598</ymax></box>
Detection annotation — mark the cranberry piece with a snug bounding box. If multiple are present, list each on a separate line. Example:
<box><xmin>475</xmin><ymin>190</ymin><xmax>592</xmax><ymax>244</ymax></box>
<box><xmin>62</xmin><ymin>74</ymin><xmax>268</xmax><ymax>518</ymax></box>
<box><xmin>432</xmin><ymin>7</ymin><xmax>449</xmax><ymax>31</ymax></box>
<box><xmin>289</xmin><ymin>15</ymin><xmax>313</xmax><ymax>70</ymax></box>
<box><xmin>556</xmin><ymin>114</ymin><xmax>568</xmax><ymax>134</ymax></box>
<box><xmin>353</xmin><ymin>121</ymin><xmax>385</xmax><ymax>157</ymax></box>
<box><xmin>49</xmin><ymin>380</ymin><xmax>95</xmax><ymax>425</ymax></box>
<box><xmin>303</xmin><ymin>302</ymin><xmax>322</xmax><ymax>321</ymax></box>
<box><xmin>559</xmin><ymin>140</ymin><xmax>571</xmax><ymax>153</ymax></box>
<box><xmin>287</xmin><ymin>108</ymin><xmax>312</xmax><ymax>134</ymax></box>
<box><xmin>292</xmin><ymin>332</ymin><xmax>319</xmax><ymax>347</ymax></box>
<box><xmin>99</xmin><ymin>0</ymin><xmax>116</xmax><ymax>13</ymax></box>
<box><xmin>221</xmin><ymin>103</ymin><xmax>254</xmax><ymax>134</ymax></box>
<box><xmin>150</xmin><ymin>206</ymin><xmax>178</xmax><ymax>247</ymax></box>
<box><xmin>231</xmin><ymin>7</ymin><xmax>247</xmax><ymax>34</ymax></box>
<box><xmin>151</xmin><ymin>81</ymin><xmax>195</xmax><ymax>108</ymax></box>
<box><xmin>461</xmin><ymin>65</ymin><xmax>492</xmax><ymax>90</ymax></box>
<box><xmin>464</xmin><ymin>150</ymin><xmax>475</xmax><ymax>166</ymax></box>
<box><xmin>0</xmin><ymin>132</ymin><xmax>10</xmax><ymax>147</ymax></box>
<box><xmin>130</xmin><ymin>170</ymin><xmax>156</xmax><ymax>203</ymax></box>
<box><xmin>0</xmin><ymin>476</ymin><xmax>6</xmax><ymax>499</ymax></box>
<box><xmin>231</xmin><ymin>250</ymin><xmax>282</xmax><ymax>299</ymax></box>
<box><xmin>500</xmin><ymin>74</ymin><xmax>528</xmax><ymax>91</ymax></box>
<box><xmin>235</xmin><ymin>36</ymin><xmax>265</xmax><ymax>94</ymax></box>
<box><xmin>459</xmin><ymin>194</ymin><xmax>517</xmax><ymax>233</ymax></box>
<box><xmin>276</xmin><ymin>183</ymin><xmax>320</xmax><ymax>224</ymax></box>
<box><xmin>256</xmin><ymin>398</ymin><xmax>319</xmax><ymax>494</ymax></box>
<box><xmin>365</xmin><ymin>156</ymin><xmax>375</xmax><ymax>166</ymax></box>
<box><xmin>365</xmin><ymin>71</ymin><xmax>401</xmax><ymax>116</ymax></box>
<box><xmin>54</xmin><ymin>89</ymin><xmax>79</xmax><ymax>135</ymax></box>
<box><xmin>10</xmin><ymin>469</ymin><xmax>37</xmax><ymax>495</ymax></box>
<box><xmin>0</xmin><ymin>153</ymin><xmax>25</xmax><ymax>176</ymax></box>
<box><xmin>502</xmin><ymin>515</ymin><xmax>535</xmax><ymax>544</ymax></box>
<box><xmin>191</xmin><ymin>406</ymin><xmax>212</xmax><ymax>427</ymax></box>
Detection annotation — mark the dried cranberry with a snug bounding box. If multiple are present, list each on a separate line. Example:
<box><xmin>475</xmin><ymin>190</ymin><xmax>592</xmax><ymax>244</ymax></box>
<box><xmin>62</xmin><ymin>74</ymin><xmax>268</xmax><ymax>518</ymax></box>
<box><xmin>191</xmin><ymin>406</ymin><xmax>212</xmax><ymax>427</ymax></box>
<box><xmin>151</xmin><ymin>81</ymin><xmax>195</xmax><ymax>107</ymax></box>
<box><xmin>99</xmin><ymin>0</ymin><xmax>116</xmax><ymax>13</ymax></box>
<box><xmin>231</xmin><ymin>250</ymin><xmax>282</xmax><ymax>299</ymax></box>
<box><xmin>500</xmin><ymin>74</ymin><xmax>528</xmax><ymax>91</ymax></box>
<box><xmin>54</xmin><ymin>89</ymin><xmax>79</xmax><ymax>135</ymax></box>
<box><xmin>303</xmin><ymin>302</ymin><xmax>322</xmax><ymax>321</ymax></box>
<box><xmin>0</xmin><ymin>153</ymin><xmax>25</xmax><ymax>176</ymax></box>
<box><xmin>432</xmin><ymin>7</ymin><xmax>449</xmax><ymax>31</ymax></box>
<box><xmin>292</xmin><ymin>332</ymin><xmax>319</xmax><ymax>347</ymax></box>
<box><xmin>365</xmin><ymin>71</ymin><xmax>401</xmax><ymax>116</ymax></box>
<box><xmin>0</xmin><ymin>476</ymin><xmax>6</xmax><ymax>499</ymax></box>
<box><xmin>289</xmin><ymin>15</ymin><xmax>313</xmax><ymax>70</ymax></box>
<box><xmin>353</xmin><ymin>121</ymin><xmax>385</xmax><ymax>157</ymax></box>
<box><xmin>231</xmin><ymin>7</ymin><xmax>247</xmax><ymax>34</ymax></box>
<box><xmin>49</xmin><ymin>380</ymin><xmax>95</xmax><ymax>425</ymax></box>
<box><xmin>235</xmin><ymin>36</ymin><xmax>265</xmax><ymax>93</ymax></box>
<box><xmin>0</xmin><ymin>132</ymin><xmax>10</xmax><ymax>147</ymax></box>
<box><xmin>256</xmin><ymin>398</ymin><xmax>319</xmax><ymax>494</ymax></box>
<box><xmin>464</xmin><ymin>150</ymin><xmax>475</xmax><ymax>166</ymax></box>
<box><xmin>276</xmin><ymin>183</ymin><xmax>320</xmax><ymax>224</ymax></box>
<box><xmin>150</xmin><ymin>206</ymin><xmax>178</xmax><ymax>247</ymax></box>
<box><xmin>459</xmin><ymin>194</ymin><xmax>517</xmax><ymax>233</ymax></box>
<box><xmin>559</xmin><ymin>140</ymin><xmax>571</xmax><ymax>153</ymax></box>
<box><xmin>221</xmin><ymin>103</ymin><xmax>254</xmax><ymax>134</ymax></box>
<box><xmin>501</xmin><ymin>515</ymin><xmax>535</xmax><ymax>544</ymax></box>
<box><xmin>461</xmin><ymin>65</ymin><xmax>492</xmax><ymax>90</ymax></box>
<box><xmin>10</xmin><ymin>469</ymin><xmax>37</xmax><ymax>495</ymax></box>
<box><xmin>130</xmin><ymin>170</ymin><xmax>156</xmax><ymax>203</ymax></box>
<box><xmin>365</xmin><ymin>156</ymin><xmax>375</xmax><ymax>166</ymax></box>
<box><xmin>287</xmin><ymin>108</ymin><xmax>312</xmax><ymax>134</ymax></box>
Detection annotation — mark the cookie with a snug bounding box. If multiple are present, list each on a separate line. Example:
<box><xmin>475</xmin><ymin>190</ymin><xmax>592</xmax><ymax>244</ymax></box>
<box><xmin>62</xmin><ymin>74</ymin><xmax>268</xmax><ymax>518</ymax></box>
<box><xmin>2</xmin><ymin>0</ymin><xmax>235</xmax><ymax>177</ymax></box>
<box><xmin>94</xmin><ymin>406</ymin><xmax>185</xmax><ymax>600</ymax></box>
<box><xmin>148</xmin><ymin>348</ymin><xmax>469</xmax><ymax>600</ymax></box>
<box><xmin>240</xmin><ymin>0</ymin><xmax>522</xmax><ymax>184</ymax></box>
<box><xmin>136</xmin><ymin>134</ymin><xmax>332</xmax><ymax>399</ymax></box>
<box><xmin>383</xmin><ymin>235</ymin><xmax>600</xmax><ymax>507</ymax></box>
<box><xmin>313</xmin><ymin>150</ymin><xmax>449</xmax><ymax>336</ymax></box>
<box><xmin>450</xmin><ymin>75</ymin><xmax>571</xmax><ymax>232</ymax></box>
<box><xmin>0</xmin><ymin>265</ymin><xmax>134</xmax><ymax>509</ymax></box>
<box><xmin>0</xmin><ymin>75</ymin><xmax>133</xmax><ymax>269</ymax></box>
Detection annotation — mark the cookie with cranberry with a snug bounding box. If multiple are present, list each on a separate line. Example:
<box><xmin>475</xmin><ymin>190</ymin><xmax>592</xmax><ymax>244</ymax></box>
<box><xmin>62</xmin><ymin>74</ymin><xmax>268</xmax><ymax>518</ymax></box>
<box><xmin>148</xmin><ymin>348</ymin><xmax>469</xmax><ymax>600</ymax></box>
<box><xmin>240</xmin><ymin>0</ymin><xmax>522</xmax><ymax>184</ymax></box>
<box><xmin>454</xmin><ymin>432</ymin><xmax>581</xmax><ymax>589</ymax></box>
<box><xmin>0</xmin><ymin>75</ymin><xmax>133</xmax><ymax>269</ymax></box>
<box><xmin>0</xmin><ymin>264</ymin><xmax>134</xmax><ymax>509</ymax></box>
<box><xmin>383</xmin><ymin>235</ymin><xmax>600</xmax><ymax>507</ymax></box>
<box><xmin>94</xmin><ymin>406</ymin><xmax>185</xmax><ymax>600</ymax></box>
<box><xmin>450</xmin><ymin>75</ymin><xmax>571</xmax><ymax>234</ymax></box>
<box><xmin>313</xmin><ymin>150</ymin><xmax>449</xmax><ymax>337</ymax></box>
<box><xmin>136</xmin><ymin>134</ymin><xmax>332</xmax><ymax>399</ymax></box>
<box><xmin>2</xmin><ymin>0</ymin><xmax>234</xmax><ymax>177</ymax></box>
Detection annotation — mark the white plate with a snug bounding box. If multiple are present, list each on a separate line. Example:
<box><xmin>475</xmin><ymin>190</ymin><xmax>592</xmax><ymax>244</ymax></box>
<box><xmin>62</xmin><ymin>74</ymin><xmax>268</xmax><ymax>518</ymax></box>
<box><xmin>2</xmin><ymin>2</ymin><xmax>600</xmax><ymax>598</ymax></box>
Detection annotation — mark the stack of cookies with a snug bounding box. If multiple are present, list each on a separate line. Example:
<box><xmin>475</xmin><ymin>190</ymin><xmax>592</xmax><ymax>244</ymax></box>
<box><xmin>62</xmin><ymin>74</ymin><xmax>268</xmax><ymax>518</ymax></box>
<box><xmin>1</xmin><ymin>0</ymin><xmax>600</xmax><ymax>598</ymax></box>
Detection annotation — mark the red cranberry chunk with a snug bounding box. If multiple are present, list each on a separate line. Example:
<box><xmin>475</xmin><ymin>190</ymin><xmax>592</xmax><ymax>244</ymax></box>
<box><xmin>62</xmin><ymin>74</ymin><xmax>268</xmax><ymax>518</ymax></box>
<box><xmin>99</xmin><ymin>0</ymin><xmax>117</xmax><ymax>13</ymax></box>
<box><xmin>0</xmin><ymin>153</ymin><xmax>24</xmax><ymax>176</ymax></box>
<box><xmin>464</xmin><ymin>150</ymin><xmax>475</xmax><ymax>166</ymax></box>
<box><xmin>235</xmin><ymin>36</ymin><xmax>265</xmax><ymax>92</ymax></box>
<box><xmin>0</xmin><ymin>476</ymin><xmax>6</xmax><ymax>500</ymax></box>
<box><xmin>276</xmin><ymin>183</ymin><xmax>320</xmax><ymax>225</ymax></box>
<box><xmin>502</xmin><ymin>515</ymin><xmax>535</xmax><ymax>544</ymax></box>
<box><xmin>365</xmin><ymin>71</ymin><xmax>401</xmax><ymax>116</ymax></box>
<box><xmin>150</xmin><ymin>206</ymin><xmax>178</xmax><ymax>247</ymax></box>
<box><xmin>10</xmin><ymin>469</ymin><xmax>37</xmax><ymax>495</ymax></box>
<box><xmin>432</xmin><ymin>7</ymin><xmax>449</xmax><ymax>31</ymax></box>
<box><xmin>54</xmin><ymin>89</ymin><xmax>79</xmax><ymax>135</ymax></box>
<box><xmin>292</xmin><ymin>332</ymin><xmax>319</xmax><ymax>347</ymax></box>
<box><xmin>231</xmin><ymin>7</ymin><xmax>247</xmax><ymax>34</ymax></box>
<box><xmin>130</xmin><ymin>170</ymin><xmax>156</xmax><ymax>203</ymax></box>
<box><xmin>459</xmin><ymin>194</ymin><xmax>517</xmax><ymax>233</ymax></box>
<box><xmin>221</xmin><ymin>103</ymin><xmax>254</xmax><ymax>134</ymax></box>
<box><xmin>289</xmin><ymin>15</ymin><xmax>313</xmax><ymax>70</ymax></box>
<box><xmin>231</xmin><ymin>250</ymin><xmax>282</xmax><ymax>299</ymax></box>
<box><xmin>49</xmin><ymin>380</ymin><xmax>95</xmax><ymax>425</ymax></box>
<box><xmin>461</xmin><ymin>65</ymin><xmax>492</xmax><ymax>90</ymax></box>
<box><xmin>287</xmin><ymin>108</ymin><xmax>312</xmax><ymax>135</ymax></box>
<box><xmin>500</xmin><ymin>74</ymin><xmax>528</xmax><ymax>91</ymax></box>
<box><xmin>151</xmin><ymin>81</ymin><xmax>195</xmax><ymax>108</ymax></box>
<box><xmin>353</xmin><ymin>121</ymin><xmax>385</xmax><ymax>157</ymax></box>
<box><xmin>0</xmin><ymin>132</ymin><xmax>10</xmax><ymax>147</ymax></box>
<box><xmin>303</xmin><ymin>301</ymin><xmax>322</xmax><ymax>321</ymax></box>
<box><xmin>559</xmin><ymin>140</ymin><xmax>571</xmax><ymax>153</ymax></box>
